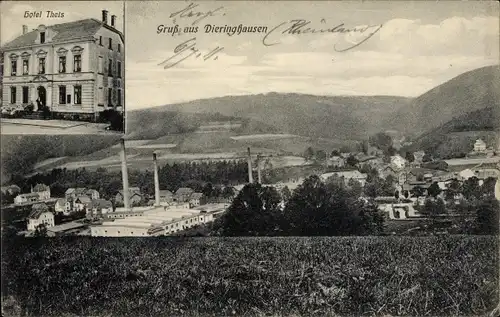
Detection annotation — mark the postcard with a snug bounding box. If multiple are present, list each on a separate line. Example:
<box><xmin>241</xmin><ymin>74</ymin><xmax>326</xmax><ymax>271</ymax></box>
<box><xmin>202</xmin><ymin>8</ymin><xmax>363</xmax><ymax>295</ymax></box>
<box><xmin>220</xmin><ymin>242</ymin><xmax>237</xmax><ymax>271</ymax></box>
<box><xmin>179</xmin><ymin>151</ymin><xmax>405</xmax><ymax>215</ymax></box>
<box><xmin>1</xmin><ymin>1</ymin><xmax>499</xmax><ymax>317</ymax></box>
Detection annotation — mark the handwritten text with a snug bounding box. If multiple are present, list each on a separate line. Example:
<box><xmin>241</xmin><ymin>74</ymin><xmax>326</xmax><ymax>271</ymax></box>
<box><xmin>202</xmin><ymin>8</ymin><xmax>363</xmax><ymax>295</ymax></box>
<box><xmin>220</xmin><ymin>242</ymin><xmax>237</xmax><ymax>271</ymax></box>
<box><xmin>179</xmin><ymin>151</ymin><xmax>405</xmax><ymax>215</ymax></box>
<box><xmin>158</xmin><ymin>38</ymin><xmax>224</xmax><ymax>69</ymax></box>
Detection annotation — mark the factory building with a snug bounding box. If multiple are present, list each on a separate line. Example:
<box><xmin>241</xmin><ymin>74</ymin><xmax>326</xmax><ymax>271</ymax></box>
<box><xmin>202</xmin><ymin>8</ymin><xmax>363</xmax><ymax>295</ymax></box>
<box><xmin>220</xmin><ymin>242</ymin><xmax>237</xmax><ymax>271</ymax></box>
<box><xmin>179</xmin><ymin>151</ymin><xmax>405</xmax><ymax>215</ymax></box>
<box><xmin>90</xmin><ymin>140</ymin><xmax>227</xmax><ymax>237</ymax></box>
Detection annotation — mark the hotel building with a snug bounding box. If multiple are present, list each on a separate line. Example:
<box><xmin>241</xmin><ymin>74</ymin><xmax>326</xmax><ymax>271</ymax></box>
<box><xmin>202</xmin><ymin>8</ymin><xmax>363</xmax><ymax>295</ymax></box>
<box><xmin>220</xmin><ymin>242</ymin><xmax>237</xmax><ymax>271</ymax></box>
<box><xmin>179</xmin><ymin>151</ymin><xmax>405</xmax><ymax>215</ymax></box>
<box><xmin>0</xmin><ymin>10</ymin><xmax>124</xmax><ymax>121</ymax></box>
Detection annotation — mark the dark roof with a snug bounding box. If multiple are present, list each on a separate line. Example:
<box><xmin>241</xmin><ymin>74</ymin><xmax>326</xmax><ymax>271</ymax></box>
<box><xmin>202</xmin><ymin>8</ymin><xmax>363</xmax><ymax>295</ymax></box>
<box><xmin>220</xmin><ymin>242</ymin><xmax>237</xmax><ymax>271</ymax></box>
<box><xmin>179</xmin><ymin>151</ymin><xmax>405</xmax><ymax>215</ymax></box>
<box><xmin>91</xmin><ymin>199</ymin><xmax>112</xmax><ymax>209</ymax></box>
<box><xmin>190</xmin><ymin>193</ymin><xmax>203</xmax><ymax>200</ymax></box>
<box><xmin>117</xmin><ymin>187</ymin><xmax>142</xmax><ymax>196</ymax></box>
<box><xmin>2</xmin><ymin>18</ymin><xmax>124</xmax><ymax>50</ymax></box>
<box><xmin>75</xmin><ymin>196</ymin><xmax>92</xmax><ymax>204</ymax></box>
<box><xmin>66</xmin><ymin>187</ymin><xmax>87</xmax><ymax>195</ymax></box>
<box><xmin>18</xmin><ymin>192</ymin><xmax>40</xmax><ymax>198</ymax></box>
<box><xmin>176</xmin><ymin>188</ymin><xmax>194</xmax><ymax>195</ymax></box>
<box><xmin>33</xmin><ymin>184</ymin><xmax>49</xmax><ymax>192</ymax></box>
<box><xmin>29</xmin><ymin>203</ymin><xmax>50</xmax><ymax>218</ymax></box>
<box><xmin>159</xmin><ymin>190</ymin><xmax>173</xmax><ymax>196</ymax></box>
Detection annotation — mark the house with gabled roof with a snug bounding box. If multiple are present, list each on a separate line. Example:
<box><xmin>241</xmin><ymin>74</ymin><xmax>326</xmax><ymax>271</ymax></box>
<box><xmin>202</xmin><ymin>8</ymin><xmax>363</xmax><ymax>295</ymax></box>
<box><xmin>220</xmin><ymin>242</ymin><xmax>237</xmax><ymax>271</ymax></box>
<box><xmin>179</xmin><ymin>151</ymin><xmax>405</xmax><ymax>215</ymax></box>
<box><xmin>32</xmin><ymin>183</ymin><xmax>50</xmax><ymax>200</ymax></box>
<box><xmin>115</xmin><ymin>187</ymin><xmax>143</xmax><ymax>206</ymax></box>
<box><xmin>14</xmin><ymin>192</ymin><xmax>40</xmax><ymax>205</ymax></box>
<box><xmin>189</xmin><ymin>192</ymin><xmax>204</xmax><ymax>207</ymax></box>
<box><xmin>175</xmin><ymin>187</ymin><xmax>195</xmax><ymax>202</ymax></box>
<box><xmin>74</xmin><ymin>195</ymin><xmax>92</xmax><ymax>211</ymax></box>
<box><xmin>1</xmin><ymin>10</ymin><xmax>124</xmax><ymax>120</ymax></box>
<box><xmin>27</xmin><ymin>203</ymin><xmax>54</xmax><ymax>231</ymax></box>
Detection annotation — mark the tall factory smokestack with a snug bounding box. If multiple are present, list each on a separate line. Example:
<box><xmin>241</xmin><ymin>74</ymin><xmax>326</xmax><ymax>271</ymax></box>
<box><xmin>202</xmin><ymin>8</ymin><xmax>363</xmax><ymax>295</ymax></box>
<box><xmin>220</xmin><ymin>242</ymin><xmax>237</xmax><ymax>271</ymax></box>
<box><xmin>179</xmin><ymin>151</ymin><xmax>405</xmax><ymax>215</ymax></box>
<box><xmin>257</xmin><ymin>154</ymin><xmax>262</xmax><ymax>184</ymax></box>
<box><xmin>120</xmin><ymin>139</ymin><xmax>130</xmax><ymax>210</ymax></box>
<box><xmin>153</xmin><ymin>152</ymin><xmax>160</xmax><ymax>206</ymax></box>
<box><xmin>247</xmin><ymin>147</ymin><xmax>253</xmax><ymax>184</ymax></box>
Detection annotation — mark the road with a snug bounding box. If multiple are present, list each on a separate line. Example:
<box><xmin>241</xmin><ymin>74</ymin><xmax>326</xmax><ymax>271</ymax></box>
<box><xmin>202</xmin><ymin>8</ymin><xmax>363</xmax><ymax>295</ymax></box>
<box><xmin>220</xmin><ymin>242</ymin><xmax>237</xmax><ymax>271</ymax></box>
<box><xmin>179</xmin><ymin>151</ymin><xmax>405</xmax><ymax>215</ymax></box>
<box><xmin>1</xmin><ymin>119</ymin><xmax>123</xmax><ymax>135</ymax></box>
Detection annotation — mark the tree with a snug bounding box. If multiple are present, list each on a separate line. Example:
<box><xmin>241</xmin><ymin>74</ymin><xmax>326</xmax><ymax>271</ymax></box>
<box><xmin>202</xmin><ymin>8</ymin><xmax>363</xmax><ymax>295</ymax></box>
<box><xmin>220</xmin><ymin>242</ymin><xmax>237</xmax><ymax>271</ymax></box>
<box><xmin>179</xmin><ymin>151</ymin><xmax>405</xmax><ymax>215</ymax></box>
<box><xmin>0</xmin><ymin>191</ymin><xmax>14</xmax><ymax>206</ymax></box>
<box><xmin>445</xmin><ymin>179</ymin><xmax>462</xmax><ymax>200</ymax></box>
<box><xmin>386</xmin><ymin>146</ymin><xmax>397</xmax><ymax>157</ymax></box>
<box><xmin>330</xmin><ymin>149</ymin><xmax>340</xmax><ymax>157</ymax></box>
<box><xmin>422</xmin><ymin>153</ymin><xmax>432</xmax><ymax>162</ymax></box>
<box><xmin>369</xmin><ymin>132</ymin><xmax>393</xmax><ymax>152</ymax></box>
<box><xmin>364</xmin><ymin>177</ymin><xmax>384</xmax><ymax>198</ymax></box>
<box><xmin>280</xmin><ymin>186</ymin><xmax>292</xmax><ymax>203</ymax></box>
<box><xmin>382</xmin><ymin>175</ymin><xmax>396</xmax><ymax>196</ymax></box>
<box><xmin>304</xmin><ymin>147</ymin><xmax>315</xmax><ymax>161</ymax></box>
<box><xmin>34</xmin><ymin>224</ymin><xmax>48</xmax><ymax>237</ymax></box>
<box><xmin>315</xmin><ymin>150</ymin><xmax>327</xmax><ymax>162</ymax></box>
<box><xmin>346</xmin><ymin>155</ymin><xmax>359</xmax><ymax>167</ymax></box>
<box><xmin>325</xmin><ymin>174</ymin><xmax>345</xmax><ymax>188</ymax></box>
<box><xmin>360</xmin><ymin>140</ymin><xmax>369</xmax><ymax>155</ymax></box>
<box><xmin>463</xmin><ymin>177</ymin><xmax>481</xmax><ymax>200</ymax></box>
<box><xmin>405</xmin><ymin>151</ymin><xmax>415</xmax><ymax>163</ymax></box>
<box><xmin>285</xmin><ymin>175</ymin><xmax>372</xmax><ymax>236</ymax></box>
<box><xmin>347</xmin><ymin>178</ymin><xmax>363</xmax><ymax>197</ymax></box>
<box><xmin>221</xmin><ymin>186</ymin><xmax>235</xmax><ymax>199</ymax></box>
<box><xmin>412</xmin><ymin>186</ymin><xmax>426</xmax><ymax>198</ymax></box>
<box><xmin>427</xmin><ymin>182</ymin><xmax>442</xmax><ymax>198</ymax></box>
<box><xmin>217</xmin><ymin>183</ymin><xmax>282</xmax><ymax>236</ymax></box>
<box><xmin>422</xmin><ymin>198</ymin><xmax>446</xmax><ymax>222</ymax></box>
<box><xmin>202</xmin><ymin>182</ymin><xmax>214</xmax><ymax>198</ymax></box>
<box><xmin>481</xmin><ymin>177</ymin><xmax>497</xmax><ymax>198</ymax></box>
<box><xmin>475</xmin><ymin>198</ymin><xmax>499</xmax><ymax>235</ymax></box>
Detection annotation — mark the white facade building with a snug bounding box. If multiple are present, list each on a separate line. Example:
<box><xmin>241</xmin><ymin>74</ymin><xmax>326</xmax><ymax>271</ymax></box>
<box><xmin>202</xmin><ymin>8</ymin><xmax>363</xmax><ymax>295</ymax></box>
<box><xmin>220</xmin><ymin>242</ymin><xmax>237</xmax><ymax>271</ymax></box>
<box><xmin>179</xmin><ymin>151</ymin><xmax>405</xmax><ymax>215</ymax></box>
<box><xmin>1</xmin><ymin>10</ymin><xmax>124</xmax><ymax>120</ymax></box>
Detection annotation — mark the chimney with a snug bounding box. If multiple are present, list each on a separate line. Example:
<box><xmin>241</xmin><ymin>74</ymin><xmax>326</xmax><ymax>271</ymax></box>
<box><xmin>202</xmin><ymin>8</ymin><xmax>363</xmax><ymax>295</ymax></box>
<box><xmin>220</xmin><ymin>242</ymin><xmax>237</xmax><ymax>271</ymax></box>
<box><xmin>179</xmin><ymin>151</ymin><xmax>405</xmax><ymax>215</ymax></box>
<box><xmin>247</xmin><ymin>147</ymin><xmax>253</xmax><ymax>184</ymax></box>
<box><xmin>111</xmin><ymin>15</ymin><xmax>116</xmax><ymax>27</ymax></box>
<box><xmin>102</xmin><ymin>10</ymin><xmax>108</xmax><ymax>25</ymax></box>
<box><xmin>22</xmin><ymin>25</ymin><xmax>28</xmax><ymax>35</ymax></box>
<box><xmin>257</xmin><ymin>154</ymin><xmax>262</xmax><ymax>184</ymax></box>
<box><xmin>153</xmin><ymin>152</ymin><xmax>161</xmax><ymax>207</ymax></box>
<box><xmin>120</xmin><ymin>139</ymin><xmax>130</xmax><ymax>210</ymax></box>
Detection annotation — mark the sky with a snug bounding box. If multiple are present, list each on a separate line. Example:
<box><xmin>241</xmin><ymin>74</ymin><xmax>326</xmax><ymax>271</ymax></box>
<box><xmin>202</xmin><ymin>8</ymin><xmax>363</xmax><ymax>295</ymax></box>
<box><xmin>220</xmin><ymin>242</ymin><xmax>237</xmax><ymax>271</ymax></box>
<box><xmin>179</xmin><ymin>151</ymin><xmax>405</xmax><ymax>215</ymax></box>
<box><xmin>0</xmin><ymin>0</ymin><xmax>124</xmax><ymax>45</ymax></box>
<box><xmin>125</xmin><ymin>0</ymin><xmax>499</xmax><ymax>110</ymax></box>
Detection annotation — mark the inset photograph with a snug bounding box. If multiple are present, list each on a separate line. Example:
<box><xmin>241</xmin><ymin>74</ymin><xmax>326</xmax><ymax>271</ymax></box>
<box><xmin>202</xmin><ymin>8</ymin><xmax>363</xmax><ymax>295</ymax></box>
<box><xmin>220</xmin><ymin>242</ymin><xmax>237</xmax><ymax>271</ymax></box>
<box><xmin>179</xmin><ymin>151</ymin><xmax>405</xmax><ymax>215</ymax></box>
<box><xmin>0</xmin><ymin>1</ymin><xmax>125</xmax><ymax>135</ymax></box>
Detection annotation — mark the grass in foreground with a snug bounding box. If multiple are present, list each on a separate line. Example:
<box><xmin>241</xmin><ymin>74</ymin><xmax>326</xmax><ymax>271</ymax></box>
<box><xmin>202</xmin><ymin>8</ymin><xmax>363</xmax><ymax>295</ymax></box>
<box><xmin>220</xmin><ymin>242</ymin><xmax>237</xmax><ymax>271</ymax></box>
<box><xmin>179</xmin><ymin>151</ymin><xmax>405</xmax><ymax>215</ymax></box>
<box><xmin>1</xmin><ymin>235</ymin><xmax>498</xmax><ymax>316</ymax></box>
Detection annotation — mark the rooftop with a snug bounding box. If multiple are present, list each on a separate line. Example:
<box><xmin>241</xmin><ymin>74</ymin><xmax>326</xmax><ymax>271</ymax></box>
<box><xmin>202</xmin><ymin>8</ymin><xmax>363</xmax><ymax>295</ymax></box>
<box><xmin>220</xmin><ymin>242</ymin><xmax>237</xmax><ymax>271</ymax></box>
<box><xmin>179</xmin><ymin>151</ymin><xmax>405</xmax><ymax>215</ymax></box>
<box><xmin>2</xmin><ymin>18</ymin><xmax>124</xmax><ymax>50</ymax></box>
<box><xmin>176</xmin><ymin>187</ymin><xmax>194</xmax><ymax>195</ymax></box>
<box><xmin>47</xmin><ymin>222</ymin><xmax>87</xmax><ymax>233</ymax></box>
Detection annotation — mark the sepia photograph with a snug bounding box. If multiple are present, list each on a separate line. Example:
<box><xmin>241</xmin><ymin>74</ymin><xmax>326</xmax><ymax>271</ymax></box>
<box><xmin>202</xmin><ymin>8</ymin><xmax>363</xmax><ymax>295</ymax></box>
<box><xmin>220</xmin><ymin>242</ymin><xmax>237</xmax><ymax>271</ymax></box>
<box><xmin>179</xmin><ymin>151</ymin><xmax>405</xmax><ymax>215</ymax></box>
<box><xmin>1</xmin><ymin>0</ymin><xmax>500</xmax><ymax>317</ymax></box>
<box><xmin>0</xmin><ymin>1</ymin><xmax>125</xmax><ymax>135</ymax></box>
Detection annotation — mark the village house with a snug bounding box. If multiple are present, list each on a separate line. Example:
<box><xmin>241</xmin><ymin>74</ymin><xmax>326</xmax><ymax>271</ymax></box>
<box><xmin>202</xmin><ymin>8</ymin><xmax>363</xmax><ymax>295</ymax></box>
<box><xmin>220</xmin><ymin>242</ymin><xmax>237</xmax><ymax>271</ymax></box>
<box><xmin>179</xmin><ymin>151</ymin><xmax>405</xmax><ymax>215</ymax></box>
<box><xmin>87</xmin><ymin>198</ymin><xmax>113</xmax><ymax>219</ymax></box>
<box><xmin>413</xmin><ymin>151</ymin><xmax>426</xmax><ymax>165</ymax></box>
<box><xmin>0</xmin><ymin>185</ymin><xmax>21</xmax><ymax>197</ymax></box>
<box><xmin>321</xmin><ymin>170</ymin><xmax>368</xmax><ymax>187</ymax></box>
<box><xmin>175</xmin><ymin>187</ymin><xmax>195</xmax><ymax>202</ymax></box>
<box><xmin>433</xmin><ymin>173</ymin><xmax>459</xmax><ymax>190</ymax></box>
<box><xmin>115</xmin><ymin>187</ymin><xmax>143</xmax><ymax>206</ymax></box>
<box><xmin>65</xmin><ymin>187</ymin><xmax>100</xmax><ymax>200</ymax></box>
<box><xmin>390</xmin><ymin>155</ymin><xmax>407</xmax><ymax>170</ymax></box>
<box><xmin>379</xmin><ymin>165</ymin><xmax>399</xmax><ymax>181</ymax></box>
<box><xmin>27</xmin><ymin>203</ymin><xmax>54</xmax><ymax>231</ymax></box>
<box><xmin>473</xmin><ymin>139</ymin><xmax>487</xmax><ymax>153</ymax></box>
<box><xmin>1</xmin><ymin>10</ymin><xmax>124</xmax><ymax>120</ymax></box>
<box><xmin>189</xmin><ymin>192</ymin><xmax>204</xmax><ymax>207</ymax></box>
<box><xmin>14</xmin><ymin>192</ymin><xmax>40</xmax><ymax>205</ymax></box>
<box><xmin>65</xmin><ymin>187</ymin><xmax>87</xmax><ymax>199</ymax></box>
<box><xmin>85</xmin><ymin>189</ymin><xmax>100</xmax><ymax>200</ymax></box>
<box><xmin>32</xmin><ymin>183</ymin><xmax>51</xmax><ymax>200</ymax></box>
<box><xmin>159</xmin><ymin>190</ymin><xmax>174</xmax><ymax>203</ymax></box>
<box><xmin>74</xmin><ymin>195</ymin><xmax>92</xmax><ymax>211</ymax></box>
<box><xmin>326</xmin><ymin>156</ymin><xmax>345</xmax><ymax>168</ymax></box>
<box><xmin>366</xmin><ymin>145</ymin><xmax>384</xmax><ymax>157</ymax></box>
<box><xmin>54</xmin><ymin>198</ymin><xmax>68</xmax><ymax>214</ymax></box>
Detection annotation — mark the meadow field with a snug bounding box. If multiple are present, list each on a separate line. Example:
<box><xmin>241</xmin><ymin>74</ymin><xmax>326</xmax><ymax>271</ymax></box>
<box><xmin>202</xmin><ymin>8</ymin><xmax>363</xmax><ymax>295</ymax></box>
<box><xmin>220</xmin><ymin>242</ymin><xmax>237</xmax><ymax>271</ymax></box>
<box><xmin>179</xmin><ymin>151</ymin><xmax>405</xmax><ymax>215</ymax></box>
<box><xmin>2</xmin><ymin>236</ymin><xmax>498</xmax><ymax>317</ymax></box>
